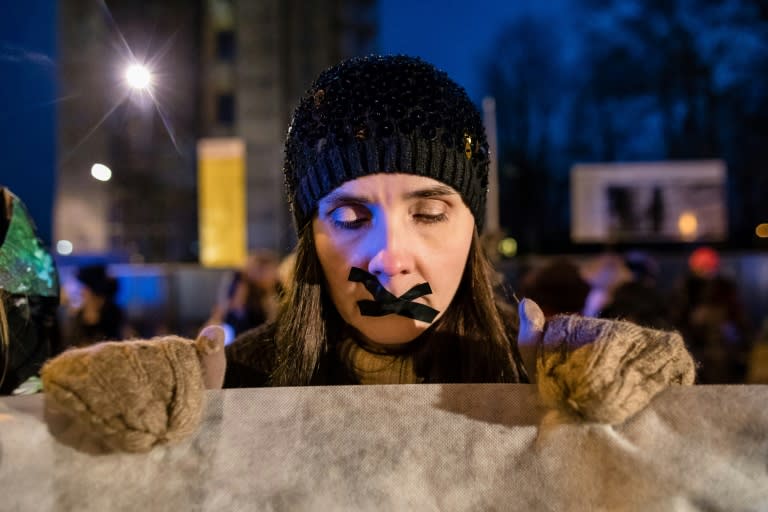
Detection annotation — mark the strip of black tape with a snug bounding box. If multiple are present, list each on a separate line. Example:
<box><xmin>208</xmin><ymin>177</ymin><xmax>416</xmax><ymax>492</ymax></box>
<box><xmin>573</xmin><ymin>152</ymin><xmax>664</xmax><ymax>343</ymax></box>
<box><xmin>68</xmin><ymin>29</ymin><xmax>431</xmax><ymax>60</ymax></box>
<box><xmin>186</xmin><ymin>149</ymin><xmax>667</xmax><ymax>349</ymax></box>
<box><xmin>348</xmin><ymin>267</ymin><xmax>439</xmax><ymax>323</ymax></box>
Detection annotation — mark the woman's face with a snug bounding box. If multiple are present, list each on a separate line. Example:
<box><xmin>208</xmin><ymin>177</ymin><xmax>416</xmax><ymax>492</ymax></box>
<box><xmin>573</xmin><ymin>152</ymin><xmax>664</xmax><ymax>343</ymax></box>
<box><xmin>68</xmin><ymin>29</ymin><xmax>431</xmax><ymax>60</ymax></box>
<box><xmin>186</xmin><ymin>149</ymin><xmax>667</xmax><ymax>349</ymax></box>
<box><xmin>313</xmin><ymin>174</ymin><xmax>475</xmax><ymax>345</ymax></box>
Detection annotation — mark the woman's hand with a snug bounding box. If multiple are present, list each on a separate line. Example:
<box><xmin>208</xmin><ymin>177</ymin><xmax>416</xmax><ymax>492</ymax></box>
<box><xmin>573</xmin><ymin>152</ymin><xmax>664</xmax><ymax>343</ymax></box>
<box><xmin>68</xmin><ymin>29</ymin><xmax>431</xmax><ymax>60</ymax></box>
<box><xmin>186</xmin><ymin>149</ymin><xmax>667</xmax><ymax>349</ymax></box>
<box><xmin>518</xmin><ymin>299</ymin><xmax>695</xmax><ymax>424</ymax></box>
<box><xmin>41</xmin><ymin>326</ymin><xmax>226</xmax><ymax>453</ymax></box>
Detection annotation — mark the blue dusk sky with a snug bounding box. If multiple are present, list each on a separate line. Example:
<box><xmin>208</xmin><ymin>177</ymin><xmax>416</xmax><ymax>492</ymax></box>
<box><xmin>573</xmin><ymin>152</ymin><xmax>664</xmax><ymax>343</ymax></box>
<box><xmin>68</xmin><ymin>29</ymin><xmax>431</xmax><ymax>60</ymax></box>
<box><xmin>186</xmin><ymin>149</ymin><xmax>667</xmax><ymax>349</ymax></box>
<box><xmin>378</xmin><ymin>0</ymin><xmax>576</xmax><ymax>102</ymax></box>
<box><xmin>0</xmin><ymin>1</ymin><xmax>57</xmax><ymax>242</ymax></box>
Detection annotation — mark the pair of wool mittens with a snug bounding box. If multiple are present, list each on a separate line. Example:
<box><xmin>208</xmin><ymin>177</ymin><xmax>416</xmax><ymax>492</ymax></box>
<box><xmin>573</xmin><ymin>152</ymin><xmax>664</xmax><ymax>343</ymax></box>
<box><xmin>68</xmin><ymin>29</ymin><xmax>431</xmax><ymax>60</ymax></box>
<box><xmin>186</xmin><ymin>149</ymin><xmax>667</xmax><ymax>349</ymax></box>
<box><xmin>41</xmin><ymin>300</ymin><xmax>695</xmax><ymax>452</ymax></box>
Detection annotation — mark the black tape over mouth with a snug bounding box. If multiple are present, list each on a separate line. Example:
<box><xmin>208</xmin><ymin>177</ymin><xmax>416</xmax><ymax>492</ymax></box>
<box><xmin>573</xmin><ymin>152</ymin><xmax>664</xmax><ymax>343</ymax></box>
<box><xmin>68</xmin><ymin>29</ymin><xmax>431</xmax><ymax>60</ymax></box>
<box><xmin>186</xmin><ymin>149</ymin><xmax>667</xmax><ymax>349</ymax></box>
<box><xmin>347</xmin><ymin>267</ymin><xmax>440</xmax><ymax>323</ymax></box>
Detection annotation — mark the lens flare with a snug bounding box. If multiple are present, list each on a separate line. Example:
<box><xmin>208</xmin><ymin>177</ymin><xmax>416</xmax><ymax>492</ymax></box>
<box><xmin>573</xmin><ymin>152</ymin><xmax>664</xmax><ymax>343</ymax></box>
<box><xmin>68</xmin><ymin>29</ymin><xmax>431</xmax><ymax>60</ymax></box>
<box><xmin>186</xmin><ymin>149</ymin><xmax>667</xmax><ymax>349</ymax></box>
<box><xmin>90</xmin><ymin>163</ymin><xmax>112</xmax><ymax>181</ymax></box>
<box><xmin>498</xmin><ymin>237</ymin><xmax>518</xmax><ymax>258</ymax></box>
<box><xmin>677</xmin><ymin>212</ymin><xmax>698</xmax><ymax>240</ymax></box>
<box><xmin>56</xmin><ymin>240</ymin><xmax>73</xmax><ymax>255</ymax></box>
<box><xmin>125</xmin><ymin>63</ymin><xmax>152</xmax><ymax>89</ymax></box>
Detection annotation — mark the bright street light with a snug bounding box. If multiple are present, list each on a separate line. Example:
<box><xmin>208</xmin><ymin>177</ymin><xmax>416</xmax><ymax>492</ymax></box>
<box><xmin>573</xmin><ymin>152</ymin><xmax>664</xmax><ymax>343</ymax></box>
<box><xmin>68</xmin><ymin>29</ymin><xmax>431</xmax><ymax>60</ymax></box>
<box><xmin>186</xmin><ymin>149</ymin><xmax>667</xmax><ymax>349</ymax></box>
<box><xmin>125</xmin><ymin>63</ymin><xmax>152</xmax><ymax>90</ymax></box>
<box><xmin>56</xmin><ymin>240</ymin><xmax>73</xmax><ymax>255</ymax></box>
<box><xmin>91</xmin><ymin>163</ymin><xmax>112</xmax><ymax>181</ymax></box>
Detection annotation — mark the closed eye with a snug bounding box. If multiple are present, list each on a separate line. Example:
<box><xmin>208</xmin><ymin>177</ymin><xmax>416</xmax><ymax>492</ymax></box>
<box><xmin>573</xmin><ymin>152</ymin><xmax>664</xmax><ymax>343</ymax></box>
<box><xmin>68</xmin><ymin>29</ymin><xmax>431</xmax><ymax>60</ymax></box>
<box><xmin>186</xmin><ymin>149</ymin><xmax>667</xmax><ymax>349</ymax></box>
<box><xmin>329</xmin><ymin>204</ymin><xmax>371</xmax><ymax>230</ymax></box>
<box><xmin>412</xmin><ymin>199</ymin><xmax>448</xmax><ymax>224</ymax></box>
<box><xmin>414</xmin><ymin>212</ymin><xmax>447</xmax><ymax>224</ymax></box>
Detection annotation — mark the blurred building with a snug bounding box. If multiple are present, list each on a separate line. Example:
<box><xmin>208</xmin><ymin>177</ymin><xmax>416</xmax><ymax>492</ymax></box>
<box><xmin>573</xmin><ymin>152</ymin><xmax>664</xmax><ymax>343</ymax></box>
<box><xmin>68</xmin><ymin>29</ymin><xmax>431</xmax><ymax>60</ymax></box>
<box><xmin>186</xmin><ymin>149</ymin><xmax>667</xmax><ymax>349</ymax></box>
<box><xmin>56</xmin><ymin>0</ymin><xmax>377</xmax><ymax>262</ymax></box>
<box><xmin>200</xmin><ymin>0</ymin><xmax>377</xmax><ymax>252</ymax></box>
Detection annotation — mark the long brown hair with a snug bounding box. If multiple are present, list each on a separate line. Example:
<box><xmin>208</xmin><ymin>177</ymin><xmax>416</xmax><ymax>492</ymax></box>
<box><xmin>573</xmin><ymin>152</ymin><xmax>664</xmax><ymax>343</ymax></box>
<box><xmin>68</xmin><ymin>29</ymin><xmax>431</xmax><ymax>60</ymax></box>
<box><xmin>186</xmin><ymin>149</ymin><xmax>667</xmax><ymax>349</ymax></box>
<box><xmin>414</xmin><ymin>233</ymin><xmax>526</xmax><ymax>383</ymax></box>
<box><xmin>270</xmin><ymin>224</ymin><xmax>527</xmax><ymax>385</ymax></box>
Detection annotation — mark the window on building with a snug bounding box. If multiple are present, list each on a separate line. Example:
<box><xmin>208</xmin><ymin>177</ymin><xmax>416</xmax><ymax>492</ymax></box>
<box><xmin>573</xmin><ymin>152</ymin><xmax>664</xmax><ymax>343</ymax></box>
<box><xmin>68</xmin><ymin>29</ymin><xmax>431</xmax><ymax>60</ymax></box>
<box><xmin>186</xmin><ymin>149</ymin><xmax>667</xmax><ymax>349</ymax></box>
<box><xmin>216</xmin><ymin>30</ymin><xmax>236</xmax><ymax>60</ymax></box>
<box><xmin>217</xmin><ymin>94</ymin><xmax>235</xmax><ymax>125</ymax></box>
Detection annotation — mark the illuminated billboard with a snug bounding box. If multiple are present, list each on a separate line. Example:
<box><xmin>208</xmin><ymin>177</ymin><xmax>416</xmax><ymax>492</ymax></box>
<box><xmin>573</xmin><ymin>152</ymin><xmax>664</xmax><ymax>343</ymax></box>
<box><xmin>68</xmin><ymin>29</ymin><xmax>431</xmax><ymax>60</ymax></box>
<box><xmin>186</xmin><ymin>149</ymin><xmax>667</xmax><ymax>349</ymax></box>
<box><xmin>571</xmin><ymin>160</ymin><xmax>727</xmax><ymax>243</ymax></box>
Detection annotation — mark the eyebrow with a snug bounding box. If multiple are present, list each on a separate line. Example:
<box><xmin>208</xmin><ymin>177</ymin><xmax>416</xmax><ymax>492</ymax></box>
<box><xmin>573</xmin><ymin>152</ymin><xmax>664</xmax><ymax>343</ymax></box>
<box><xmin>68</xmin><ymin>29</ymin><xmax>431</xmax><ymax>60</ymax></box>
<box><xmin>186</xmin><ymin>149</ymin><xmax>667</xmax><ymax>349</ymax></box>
<box><xmin>403</xmin><ymin>185</ymin><xmax>457</xmax><ymax>199</ymax></box>
<box><xmin>322</xmin><ymin>185</ymin><xmax>457</xmax><ymax>206</ymax></box>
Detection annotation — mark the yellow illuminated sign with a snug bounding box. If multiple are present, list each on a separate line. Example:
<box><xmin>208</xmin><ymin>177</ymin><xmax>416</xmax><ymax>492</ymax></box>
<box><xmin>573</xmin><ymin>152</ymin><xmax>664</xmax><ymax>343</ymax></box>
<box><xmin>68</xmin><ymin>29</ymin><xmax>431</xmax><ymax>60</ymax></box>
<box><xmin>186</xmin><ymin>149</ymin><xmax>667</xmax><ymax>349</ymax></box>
<box><xmin>197</xmin><ymin>138</ymin><xmax>247</xmax><ymax>268</ymax></box>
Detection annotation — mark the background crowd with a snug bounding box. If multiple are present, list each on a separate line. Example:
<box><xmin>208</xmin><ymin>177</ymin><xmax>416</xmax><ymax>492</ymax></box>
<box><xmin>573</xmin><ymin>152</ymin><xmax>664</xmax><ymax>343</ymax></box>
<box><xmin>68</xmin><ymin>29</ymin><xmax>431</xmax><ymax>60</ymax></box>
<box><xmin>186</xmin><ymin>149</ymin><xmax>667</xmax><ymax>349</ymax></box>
<box><xmin>47</xmin><ymin>245</ymin><xmax>765</xmax><ymax>386</ymax></box>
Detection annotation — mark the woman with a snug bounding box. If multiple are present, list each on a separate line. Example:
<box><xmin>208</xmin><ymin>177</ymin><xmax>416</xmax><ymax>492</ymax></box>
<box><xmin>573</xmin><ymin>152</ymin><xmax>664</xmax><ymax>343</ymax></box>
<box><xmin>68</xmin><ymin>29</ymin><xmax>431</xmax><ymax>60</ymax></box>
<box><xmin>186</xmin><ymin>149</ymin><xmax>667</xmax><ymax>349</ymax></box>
<box><xmin>40</xmin><ymin>56</ymin><xmax>695</xmax><ymax>453</ymax></box>
<box><xmin>225</xmin><ymin>55</ymin><xmax>527</xmax><ymax>387</ymax></box>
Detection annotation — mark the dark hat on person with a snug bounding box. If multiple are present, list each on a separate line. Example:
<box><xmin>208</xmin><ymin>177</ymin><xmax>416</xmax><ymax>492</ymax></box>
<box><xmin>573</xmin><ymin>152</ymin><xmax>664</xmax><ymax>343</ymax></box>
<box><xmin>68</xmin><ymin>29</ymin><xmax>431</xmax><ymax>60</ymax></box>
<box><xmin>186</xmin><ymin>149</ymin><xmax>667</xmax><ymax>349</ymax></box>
<box><xmin>76</xmin><ymin>265</ymin><xmax>118</xmax><ymax>298</ymax></box>
<box><xmin>283</xmin><ymin>55</ymin><xmax>490</xmax><ymax>231</ymax></box>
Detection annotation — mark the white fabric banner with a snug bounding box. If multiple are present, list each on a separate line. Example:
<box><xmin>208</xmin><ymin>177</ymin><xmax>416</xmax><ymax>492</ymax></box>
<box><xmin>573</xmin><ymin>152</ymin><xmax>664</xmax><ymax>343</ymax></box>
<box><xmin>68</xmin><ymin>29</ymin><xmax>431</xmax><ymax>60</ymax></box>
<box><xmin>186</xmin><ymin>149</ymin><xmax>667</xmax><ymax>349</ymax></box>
<box><xmin>2</xmin><ymin>384</ymin><xmax>767</xmax><ymax>511</ymax></box>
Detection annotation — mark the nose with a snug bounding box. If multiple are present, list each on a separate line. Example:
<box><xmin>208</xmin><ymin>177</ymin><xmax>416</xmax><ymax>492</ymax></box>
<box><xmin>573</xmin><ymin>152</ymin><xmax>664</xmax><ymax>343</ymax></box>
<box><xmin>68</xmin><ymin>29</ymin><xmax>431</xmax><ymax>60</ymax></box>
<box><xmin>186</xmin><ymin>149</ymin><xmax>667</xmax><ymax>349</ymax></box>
<box><xmin>366</xmin><ymin>217</ymin><xmax>415</xmax><ymax>278</ymax></box>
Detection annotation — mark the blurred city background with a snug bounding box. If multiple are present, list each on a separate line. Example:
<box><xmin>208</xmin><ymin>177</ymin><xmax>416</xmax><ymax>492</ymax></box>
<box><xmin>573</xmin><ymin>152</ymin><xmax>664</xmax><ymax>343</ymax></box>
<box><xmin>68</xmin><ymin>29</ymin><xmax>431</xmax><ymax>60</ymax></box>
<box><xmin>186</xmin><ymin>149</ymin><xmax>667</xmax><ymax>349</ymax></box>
<box><xmin>1</xmin><ymin>0</ymin><xmax>767</xmax><ymax>383</ymax></box>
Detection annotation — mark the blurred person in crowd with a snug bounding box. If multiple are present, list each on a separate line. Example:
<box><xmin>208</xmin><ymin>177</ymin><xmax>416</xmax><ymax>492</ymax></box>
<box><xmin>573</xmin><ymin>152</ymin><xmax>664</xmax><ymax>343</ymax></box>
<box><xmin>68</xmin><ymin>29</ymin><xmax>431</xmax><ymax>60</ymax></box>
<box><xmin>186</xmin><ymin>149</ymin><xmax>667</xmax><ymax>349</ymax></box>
<box><xmin>0</xmin><ymin>187</ymin><xmax>62</xmax><ymax>394</ymax></box>
<box><xmin>672</xmin><ymin>246</ymin><xmax>753</xmax><ymax>383</ymax></box>
<box><xmin>67</xmin><ymin>264</ymin><xmax>125</xmax><ymax>347</ymax></box>
<box><xmin>599</xmin><ymin>251</ymin><xmax>671</xmax><ymax>330</ymax></box>
<box><xmin>580</xmin><ymin>252</ymin><xmax>634</xmax><ymax>318</ymax></box>
<box><xmin>226</xmin><ymin>250</ymin><xmax>281</xmax><ymax>333</ymax></box>
<box><xmin>519</xmin><ymin>257</ymin><xmax>590</xmax><ymax>317</ymax></box>
<box><xmin>209</xmin><ymin>250</ymin><xmax>281</xmax><ymax>337</ymax></box>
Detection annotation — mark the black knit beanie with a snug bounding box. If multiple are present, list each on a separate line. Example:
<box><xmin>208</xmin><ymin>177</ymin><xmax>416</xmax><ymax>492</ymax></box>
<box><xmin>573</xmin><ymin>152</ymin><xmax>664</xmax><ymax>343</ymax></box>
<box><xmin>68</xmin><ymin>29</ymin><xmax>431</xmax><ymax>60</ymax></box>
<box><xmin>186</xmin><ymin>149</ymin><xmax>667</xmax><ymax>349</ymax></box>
<box><xmin>284</xmin><ymin>55</ymin><xmax>490</xmax><ymax>231</ymax></box>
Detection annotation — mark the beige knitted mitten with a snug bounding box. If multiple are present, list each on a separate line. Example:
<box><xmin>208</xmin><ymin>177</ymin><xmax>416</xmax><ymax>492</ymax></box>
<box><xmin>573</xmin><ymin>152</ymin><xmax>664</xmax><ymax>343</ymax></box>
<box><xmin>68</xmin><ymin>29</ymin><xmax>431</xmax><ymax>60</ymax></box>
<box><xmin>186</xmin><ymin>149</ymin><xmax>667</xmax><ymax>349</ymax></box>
<box><xmin>518</xmin><ymin>299</ymin><xmax>695</xmax><ymax>424</ymax></box>
<box><xmin>41</xmin><ymin>325</ymin><xmax>226</xmax><ymax>453</ymax></box>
